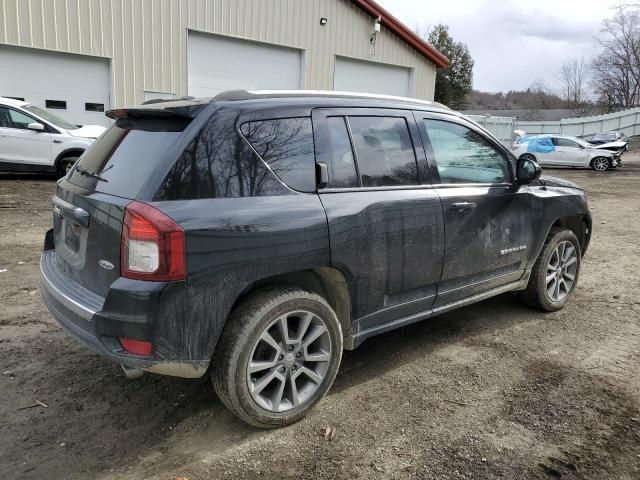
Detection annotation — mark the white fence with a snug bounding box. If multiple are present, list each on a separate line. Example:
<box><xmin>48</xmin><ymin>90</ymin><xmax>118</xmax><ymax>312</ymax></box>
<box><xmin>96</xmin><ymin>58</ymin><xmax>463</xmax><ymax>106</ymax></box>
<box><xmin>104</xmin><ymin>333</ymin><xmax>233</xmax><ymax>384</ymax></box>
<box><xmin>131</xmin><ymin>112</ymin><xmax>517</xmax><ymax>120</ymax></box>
<box><xmin>466</xmin><ymin>114</ymin><xmax>516</xmax><ymax>145</ymax></box>
<box><xmin>468</xmin><ymin>108</ymin><xmax>640</xmax><ymax>142</ymax></box>
<box><xmin>517</xmin><ymin>108</ymin><xmax>640</xmax><ymax>138</ymax></box>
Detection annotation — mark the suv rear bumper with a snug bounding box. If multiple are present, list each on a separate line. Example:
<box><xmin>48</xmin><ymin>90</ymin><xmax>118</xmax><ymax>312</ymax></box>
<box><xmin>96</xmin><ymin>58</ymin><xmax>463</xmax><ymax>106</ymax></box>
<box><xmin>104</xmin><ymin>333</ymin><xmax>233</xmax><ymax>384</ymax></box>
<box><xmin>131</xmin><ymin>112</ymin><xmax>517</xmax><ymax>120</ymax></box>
<box><xmin>41</xmin><ymin>249</ymin><xmax>208</xmax><ymax>378</ymax></box>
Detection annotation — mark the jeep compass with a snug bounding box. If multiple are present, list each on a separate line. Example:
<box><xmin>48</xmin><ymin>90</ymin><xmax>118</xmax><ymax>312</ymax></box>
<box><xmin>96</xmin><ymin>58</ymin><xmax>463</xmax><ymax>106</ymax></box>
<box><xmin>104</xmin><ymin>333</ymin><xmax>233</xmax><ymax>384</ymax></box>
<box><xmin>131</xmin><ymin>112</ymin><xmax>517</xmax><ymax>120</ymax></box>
<box><xmin>41</xmin><ymin>90</ymin><xmax>592</xmax><ymax>427</ymax></box>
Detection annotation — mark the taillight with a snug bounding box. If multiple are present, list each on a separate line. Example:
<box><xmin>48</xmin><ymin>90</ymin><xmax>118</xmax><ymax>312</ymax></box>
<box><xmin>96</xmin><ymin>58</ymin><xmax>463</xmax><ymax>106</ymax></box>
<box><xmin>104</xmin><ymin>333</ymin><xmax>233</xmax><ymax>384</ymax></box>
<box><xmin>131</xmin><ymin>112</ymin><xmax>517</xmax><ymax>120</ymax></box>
<box><xmin>121</xmin><ymin>201</ymin><xmax>185</xmax><ymax>281</ymax></box>
<box><xmin>119</xmin><ymin>337</ymin><xmax>153</xmax><ymax>356</ymax></box>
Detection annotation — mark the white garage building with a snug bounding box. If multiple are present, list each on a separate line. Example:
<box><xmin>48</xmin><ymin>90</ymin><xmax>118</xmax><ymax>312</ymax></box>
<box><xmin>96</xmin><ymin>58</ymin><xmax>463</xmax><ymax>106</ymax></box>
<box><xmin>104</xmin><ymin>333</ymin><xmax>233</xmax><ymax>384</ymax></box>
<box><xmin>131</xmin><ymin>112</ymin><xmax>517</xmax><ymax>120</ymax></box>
<box><xmin>0</xmin><ymin>0</ymin><xmax>447</xmax><ymax>126</ymax></box>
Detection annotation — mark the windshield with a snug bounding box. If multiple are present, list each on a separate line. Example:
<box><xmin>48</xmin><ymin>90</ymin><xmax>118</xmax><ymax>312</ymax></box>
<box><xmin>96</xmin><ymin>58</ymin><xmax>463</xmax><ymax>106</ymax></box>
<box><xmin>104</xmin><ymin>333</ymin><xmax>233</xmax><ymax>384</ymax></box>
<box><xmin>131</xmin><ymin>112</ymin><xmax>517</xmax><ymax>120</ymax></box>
<box><xmin>573</xmin><ymin>137</ymin><xmax>591</xmax><ymax>148</ymax></box>
<box><xmin>24</xmin><ymin>105</ymin><xmax>79</xmax><ymax>130</ymax></box>
<box><xmin>592</xmin><ymin>133</ymin><xmax>617</xmax><ymax>142</ymax></box>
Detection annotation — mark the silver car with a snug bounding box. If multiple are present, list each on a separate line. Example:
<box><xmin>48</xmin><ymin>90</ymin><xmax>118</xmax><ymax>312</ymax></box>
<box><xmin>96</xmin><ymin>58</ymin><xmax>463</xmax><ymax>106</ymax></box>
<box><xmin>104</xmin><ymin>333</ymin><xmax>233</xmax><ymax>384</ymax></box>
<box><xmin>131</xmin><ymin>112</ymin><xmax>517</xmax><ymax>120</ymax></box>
<box><xmin>513</xmin><ymin>134</ymin><xmax>619</xmax><ymax>172</ymax></box>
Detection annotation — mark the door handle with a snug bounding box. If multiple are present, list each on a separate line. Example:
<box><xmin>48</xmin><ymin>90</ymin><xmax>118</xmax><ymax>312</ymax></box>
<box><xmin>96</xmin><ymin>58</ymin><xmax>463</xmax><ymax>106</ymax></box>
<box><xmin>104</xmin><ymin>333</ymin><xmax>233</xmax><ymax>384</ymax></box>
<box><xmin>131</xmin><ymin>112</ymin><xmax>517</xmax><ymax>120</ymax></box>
<box><xmin>316</xmin><ymin>162</ymin><xmax>328</xmax><ymax>188</ymax></box>
<box><xmin>449</xmin><ymin>202</ymin><xmax>477</xmax><ymax>213</ymax></box>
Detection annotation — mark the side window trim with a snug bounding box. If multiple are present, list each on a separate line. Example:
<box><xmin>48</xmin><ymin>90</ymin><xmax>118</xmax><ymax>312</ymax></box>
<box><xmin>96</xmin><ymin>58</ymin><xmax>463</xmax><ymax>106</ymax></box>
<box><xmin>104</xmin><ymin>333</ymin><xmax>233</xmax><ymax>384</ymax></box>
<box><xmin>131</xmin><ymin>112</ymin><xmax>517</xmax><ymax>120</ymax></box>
<box><xmin>413</xmin><ymin>110</ymin><xmax>441</xmax><ymax>184</ymax></box>
<box><xmin>312</xmin><ymin>107</ymin><xmax>429</xmax><ymax>191</ymax></box>
<box><xmin>416</xmin><ymin>112</ymin><xmax>515</xmax><ymax>186</ymax></box>
<box><xmin>343</xmin><ymin>117</ymin><xmax>363</xmax><ymax>187</ymax></box>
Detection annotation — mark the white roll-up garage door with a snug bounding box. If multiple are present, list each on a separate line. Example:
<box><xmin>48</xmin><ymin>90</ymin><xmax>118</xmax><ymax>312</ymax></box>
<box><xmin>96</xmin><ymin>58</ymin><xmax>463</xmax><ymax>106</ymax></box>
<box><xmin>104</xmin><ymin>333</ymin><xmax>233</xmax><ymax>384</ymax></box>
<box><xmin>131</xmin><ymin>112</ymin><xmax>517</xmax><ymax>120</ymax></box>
<box><xmin>187</xmin><ymin>32</ymin><xmax>302</xmax><ymax>98</ymax></box>
<box><xmin>0</xmin><ymin>45</ymin><xmax>110</xmax><ymax>127</ymax></box>
<box><xmin>334</xmin><ymin>56</ymin><xmax>412</xmax><ymax>98</ymax></box>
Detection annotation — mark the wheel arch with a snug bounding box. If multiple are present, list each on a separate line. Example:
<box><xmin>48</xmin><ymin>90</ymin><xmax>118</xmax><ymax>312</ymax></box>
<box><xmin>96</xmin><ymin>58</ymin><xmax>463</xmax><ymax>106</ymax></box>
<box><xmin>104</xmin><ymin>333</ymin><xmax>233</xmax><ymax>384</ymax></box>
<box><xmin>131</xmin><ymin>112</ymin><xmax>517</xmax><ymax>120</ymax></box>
<box><xmin>550</xmin><ymin>215</ymin><xmax>591</xmax><ymax>256</ymax></box>
<box><xmin>54</xmin><ymin>148</ymin><xmax>85</xmax><ymax>168</ymax></box>
<box><xmin>228</xmin><ymin>267</ymin><xmax>353</xmax><ymax>348</ymax></box>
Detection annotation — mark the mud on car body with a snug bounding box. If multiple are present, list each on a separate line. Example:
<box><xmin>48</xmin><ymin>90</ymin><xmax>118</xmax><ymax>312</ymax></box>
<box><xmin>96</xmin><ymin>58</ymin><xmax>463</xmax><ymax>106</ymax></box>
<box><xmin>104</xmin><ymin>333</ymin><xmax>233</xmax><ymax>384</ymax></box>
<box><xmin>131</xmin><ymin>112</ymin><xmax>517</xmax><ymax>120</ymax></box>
<box><xmin>41</xmin><ymin>90</ymin><xmax>592</xmax><ymax>427</ymax></box>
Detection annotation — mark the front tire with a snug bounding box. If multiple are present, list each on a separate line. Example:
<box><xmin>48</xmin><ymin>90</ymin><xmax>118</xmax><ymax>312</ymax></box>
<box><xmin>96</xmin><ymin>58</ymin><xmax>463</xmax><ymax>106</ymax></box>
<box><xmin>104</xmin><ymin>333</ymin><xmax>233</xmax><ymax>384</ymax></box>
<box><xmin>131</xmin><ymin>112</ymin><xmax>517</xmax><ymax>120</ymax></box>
<box><xmin>520</xmin><ymin>228</ymin><xmax>581</xmax><ymax>311</ymax></box>
<box><xmin>590</xmin><ymin>156</ymin><xmax>610</xmax><ymax>172</ymax></box>
<box><xmin>212</xmin><ymin>287</ymin><xmax>343</xmax><ymax>428</ymax></box>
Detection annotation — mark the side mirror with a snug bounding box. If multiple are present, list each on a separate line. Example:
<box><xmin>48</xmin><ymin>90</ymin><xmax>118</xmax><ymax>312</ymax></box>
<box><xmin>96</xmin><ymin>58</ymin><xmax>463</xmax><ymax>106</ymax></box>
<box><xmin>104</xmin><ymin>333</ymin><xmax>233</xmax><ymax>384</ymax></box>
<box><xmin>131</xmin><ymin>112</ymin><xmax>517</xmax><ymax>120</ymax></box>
<box><xmin>516</xmin><ymin>157</ymin><xmax>542</xmax><ymax>185</ymax></box>
<box><xmin>27</xmin><ymin>122</ymin><xmax>45</xmax><ymax>132</ymax></box>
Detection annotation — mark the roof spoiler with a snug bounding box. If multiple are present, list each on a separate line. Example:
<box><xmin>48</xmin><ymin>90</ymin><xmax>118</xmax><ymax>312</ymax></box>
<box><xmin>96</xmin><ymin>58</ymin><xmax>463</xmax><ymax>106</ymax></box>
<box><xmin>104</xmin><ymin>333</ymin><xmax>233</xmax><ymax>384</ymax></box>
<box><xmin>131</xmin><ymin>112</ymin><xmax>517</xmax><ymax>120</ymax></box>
<box><xmin>106</xmin><ymin>104</ymin><xmax>204</xmax><ymax>120</ymax></box>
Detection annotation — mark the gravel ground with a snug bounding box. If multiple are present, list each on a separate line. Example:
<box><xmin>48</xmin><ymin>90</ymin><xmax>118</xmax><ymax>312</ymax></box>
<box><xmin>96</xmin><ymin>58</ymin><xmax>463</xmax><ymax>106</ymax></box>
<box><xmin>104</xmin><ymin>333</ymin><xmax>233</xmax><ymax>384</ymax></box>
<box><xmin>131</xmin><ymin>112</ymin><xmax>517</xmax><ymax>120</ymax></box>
<box><xmin>0</xmin><ymin>155</ymin><xmax>639</xmax><ymax>480</ymax></box>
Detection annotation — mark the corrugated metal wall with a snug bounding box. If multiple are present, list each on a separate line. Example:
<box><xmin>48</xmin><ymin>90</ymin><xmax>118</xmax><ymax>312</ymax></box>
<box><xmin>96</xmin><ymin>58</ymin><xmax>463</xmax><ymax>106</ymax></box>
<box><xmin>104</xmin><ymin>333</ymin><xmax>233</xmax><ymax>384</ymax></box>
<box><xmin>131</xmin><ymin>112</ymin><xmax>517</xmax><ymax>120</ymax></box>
<box><xmin>0</xmin><ymin>0</ymin><xmax>437</xmax><ymax>107</ymax></box>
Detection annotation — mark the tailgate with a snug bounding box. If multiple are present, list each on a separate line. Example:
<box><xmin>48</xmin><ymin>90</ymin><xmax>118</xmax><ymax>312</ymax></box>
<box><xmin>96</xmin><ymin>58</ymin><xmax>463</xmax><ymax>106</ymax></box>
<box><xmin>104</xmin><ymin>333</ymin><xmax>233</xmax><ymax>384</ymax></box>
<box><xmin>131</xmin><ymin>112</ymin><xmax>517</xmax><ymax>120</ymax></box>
<box><xmin>50</xmin><ymin>111</ymin><xmax>193</xmax><ymax>297</ymax></box>
<box><xmin>52</xmin><ymin>183</ymin><xmax>128</xmax><ymax>297</ymax></box>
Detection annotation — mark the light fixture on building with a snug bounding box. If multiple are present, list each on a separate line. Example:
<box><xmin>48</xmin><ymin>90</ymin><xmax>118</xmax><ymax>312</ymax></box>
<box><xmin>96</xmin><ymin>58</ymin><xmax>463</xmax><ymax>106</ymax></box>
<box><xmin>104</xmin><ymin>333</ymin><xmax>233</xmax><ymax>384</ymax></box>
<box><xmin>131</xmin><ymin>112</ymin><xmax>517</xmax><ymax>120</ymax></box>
<box><xmin>374</xmin><ymin>17</ymin><xmax>381</xmax><ymax>33</ymax></box>
<box><xmin>370</xmin><ymin>16</ymin><xmax>381</xmax><ymax>53</ymax></box>
<box><xmin>320</xmin><ymin>17</ymin><xmax>328</xmax><ymax>26</ymax></box>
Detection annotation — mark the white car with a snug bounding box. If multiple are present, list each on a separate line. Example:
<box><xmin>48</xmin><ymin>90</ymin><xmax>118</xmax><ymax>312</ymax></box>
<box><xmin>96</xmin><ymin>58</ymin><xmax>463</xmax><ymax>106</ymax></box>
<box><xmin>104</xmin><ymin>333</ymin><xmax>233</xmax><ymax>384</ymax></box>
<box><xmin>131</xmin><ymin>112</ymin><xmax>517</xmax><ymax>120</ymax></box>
<box><xmin>0</xmin><ymin>97</ymin><xmax>106</xmax><ymax>176</ymax></box>
<box><xmin>513</xmin><ymin>134</ymin><xmax>619</xmax><ymax>172</ymax></box>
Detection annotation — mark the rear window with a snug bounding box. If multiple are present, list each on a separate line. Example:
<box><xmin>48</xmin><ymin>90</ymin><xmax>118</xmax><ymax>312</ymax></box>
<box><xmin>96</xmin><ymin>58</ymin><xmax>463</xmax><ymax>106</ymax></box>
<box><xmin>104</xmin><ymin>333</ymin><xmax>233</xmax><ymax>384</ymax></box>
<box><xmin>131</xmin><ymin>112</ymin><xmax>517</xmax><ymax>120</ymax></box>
<box><xmin>67</xmin><ymin>116</ymin><xmax>189</xmax><ymax>198</ymax></box>
<box><xmin>240</xmin><ymin>117</ymin><xmax>315</xmax><ymax>192</ymax></box>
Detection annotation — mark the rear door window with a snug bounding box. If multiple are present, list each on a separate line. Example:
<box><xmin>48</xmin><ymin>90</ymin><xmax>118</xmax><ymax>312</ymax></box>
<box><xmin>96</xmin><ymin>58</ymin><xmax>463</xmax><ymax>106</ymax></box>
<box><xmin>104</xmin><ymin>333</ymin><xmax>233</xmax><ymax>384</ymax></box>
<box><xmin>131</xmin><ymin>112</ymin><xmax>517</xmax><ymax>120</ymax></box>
<box><xmin>347</xmin><ymin>116</ymin><xmax>419</xmax><ymax>187</ymax></box>
<box><xmin>67</xmin><ymin>116</ymin><xmax>189</xmax><ymax>198</ymax></box>
<box><xmin>241</xmin><ymin>117</ymin><xmax>315</xmax><ymax>192</ymax></box>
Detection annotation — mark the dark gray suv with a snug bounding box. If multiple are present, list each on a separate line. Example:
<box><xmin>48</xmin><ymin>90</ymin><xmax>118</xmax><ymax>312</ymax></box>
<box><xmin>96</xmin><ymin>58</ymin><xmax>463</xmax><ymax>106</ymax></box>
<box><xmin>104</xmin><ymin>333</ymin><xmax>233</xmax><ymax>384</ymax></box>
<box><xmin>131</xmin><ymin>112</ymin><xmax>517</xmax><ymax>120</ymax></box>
<box><xmin>41</xmin><ymin>90</ymin><xmax>592</xmax><ymax>427</ymax></box>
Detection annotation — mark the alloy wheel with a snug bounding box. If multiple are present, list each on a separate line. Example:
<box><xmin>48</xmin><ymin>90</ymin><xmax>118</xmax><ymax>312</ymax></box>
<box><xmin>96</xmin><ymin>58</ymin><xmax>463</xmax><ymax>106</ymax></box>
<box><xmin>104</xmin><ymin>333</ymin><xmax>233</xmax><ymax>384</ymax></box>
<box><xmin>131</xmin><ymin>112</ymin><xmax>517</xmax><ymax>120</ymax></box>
<box><xmin>592</xmin><ymin>157</ymin><xmax>609</xmax><ymax>171</ymax></box>
<box><xmin>246</xmin><ymin>310</ymin><xmax>332</xmax><ymax>413</ymax></box>
<box><xmin>546</xmin><ymin>240</ymin><xmax>578</xmax><ymax>302</ymax></box>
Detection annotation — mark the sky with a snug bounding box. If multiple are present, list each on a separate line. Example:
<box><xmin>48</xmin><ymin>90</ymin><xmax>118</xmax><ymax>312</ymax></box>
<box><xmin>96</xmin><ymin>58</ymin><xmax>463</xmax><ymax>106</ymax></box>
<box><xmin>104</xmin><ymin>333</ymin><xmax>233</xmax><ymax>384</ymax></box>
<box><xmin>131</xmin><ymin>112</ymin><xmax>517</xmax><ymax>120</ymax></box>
<box><xmin>377</xmin><ymin>0</ymin><xmax>624</xmax><ymax>93</ymax></box>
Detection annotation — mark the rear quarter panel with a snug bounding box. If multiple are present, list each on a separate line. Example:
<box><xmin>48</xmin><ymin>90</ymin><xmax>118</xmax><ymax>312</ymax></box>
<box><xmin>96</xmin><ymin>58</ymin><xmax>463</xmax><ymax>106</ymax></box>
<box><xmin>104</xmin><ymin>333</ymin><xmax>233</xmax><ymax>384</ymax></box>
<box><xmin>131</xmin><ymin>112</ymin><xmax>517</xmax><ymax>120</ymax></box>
<box><xmin>152</xmin><ymin>193</ymin><xmax>331</xmax><ymax>360</ymax></box>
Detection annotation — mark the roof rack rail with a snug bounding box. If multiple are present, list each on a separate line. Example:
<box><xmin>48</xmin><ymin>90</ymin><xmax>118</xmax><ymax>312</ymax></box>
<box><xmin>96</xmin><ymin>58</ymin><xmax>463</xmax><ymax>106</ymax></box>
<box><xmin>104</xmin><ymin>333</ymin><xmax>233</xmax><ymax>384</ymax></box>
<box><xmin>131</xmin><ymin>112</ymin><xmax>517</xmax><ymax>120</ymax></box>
<box><xmin>213</xmin><ymin>89</ymin><xmax>450</xmax><ymax>109</ymax></box>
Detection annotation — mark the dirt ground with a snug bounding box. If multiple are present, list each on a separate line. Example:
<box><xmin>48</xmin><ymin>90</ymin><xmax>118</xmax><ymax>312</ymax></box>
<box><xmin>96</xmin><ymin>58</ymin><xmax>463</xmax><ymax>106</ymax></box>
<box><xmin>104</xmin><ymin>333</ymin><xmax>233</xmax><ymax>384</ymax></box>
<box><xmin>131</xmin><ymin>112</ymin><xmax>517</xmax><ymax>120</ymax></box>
<box><xmin>1</xmin><ymin>155</ymin><xmax>639</xmax><ymax>480</ymax></box>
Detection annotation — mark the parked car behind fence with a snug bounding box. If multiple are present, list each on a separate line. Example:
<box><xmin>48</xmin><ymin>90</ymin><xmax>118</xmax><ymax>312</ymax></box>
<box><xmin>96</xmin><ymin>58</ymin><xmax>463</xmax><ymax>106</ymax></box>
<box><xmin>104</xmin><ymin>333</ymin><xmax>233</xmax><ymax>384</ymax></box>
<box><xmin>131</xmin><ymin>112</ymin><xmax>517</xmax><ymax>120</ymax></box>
<box><xmin>513</xmin><ymin>134</ymin><xmax>621</xmax><ymax>171</ymax></box>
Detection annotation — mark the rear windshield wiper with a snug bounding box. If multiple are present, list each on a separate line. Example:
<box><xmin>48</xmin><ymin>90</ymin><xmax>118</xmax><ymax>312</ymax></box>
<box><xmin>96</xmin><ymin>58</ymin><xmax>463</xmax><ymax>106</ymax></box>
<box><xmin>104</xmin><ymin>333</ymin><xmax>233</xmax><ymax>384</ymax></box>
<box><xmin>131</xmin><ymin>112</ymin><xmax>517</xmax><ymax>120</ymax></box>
<box><xmin>74</xmin><ymin>164</ymin><xmax>112</xmax><ymax>182</ymax></box>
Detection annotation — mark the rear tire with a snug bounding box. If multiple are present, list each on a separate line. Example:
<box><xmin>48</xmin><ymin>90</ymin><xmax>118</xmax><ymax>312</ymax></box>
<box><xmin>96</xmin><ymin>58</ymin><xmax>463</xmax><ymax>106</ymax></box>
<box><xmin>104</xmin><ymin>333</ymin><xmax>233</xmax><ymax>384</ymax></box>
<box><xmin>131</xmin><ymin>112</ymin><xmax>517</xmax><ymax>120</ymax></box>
<box><xmin>56</xmin><ymin>156</ymin><xmax>79</xmax><ymax>178</ymax></box>
<box><xmin>590</xmin><ymin>156</ymin><xmax>610</xmax><ymax>172</ymax></box>
<box><xmin>520</xmin><ymin>228</ymin><xmax>581</xmax><ymax>311</ymax></box>
<box><xmin>212</xmin><ymin>287</ymin><xmax>343</xmax><ymax>428</ymax></box>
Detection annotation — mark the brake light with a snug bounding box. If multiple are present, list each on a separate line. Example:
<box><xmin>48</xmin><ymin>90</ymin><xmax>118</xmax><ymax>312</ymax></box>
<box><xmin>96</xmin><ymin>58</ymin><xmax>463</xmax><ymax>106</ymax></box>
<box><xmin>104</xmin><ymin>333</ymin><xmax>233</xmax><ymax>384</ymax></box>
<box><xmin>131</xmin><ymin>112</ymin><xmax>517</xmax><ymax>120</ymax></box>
<box><xmin>121</xmin><ymin>201</ymin><xmax>185</xmax><ymax>281</ymax></box>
